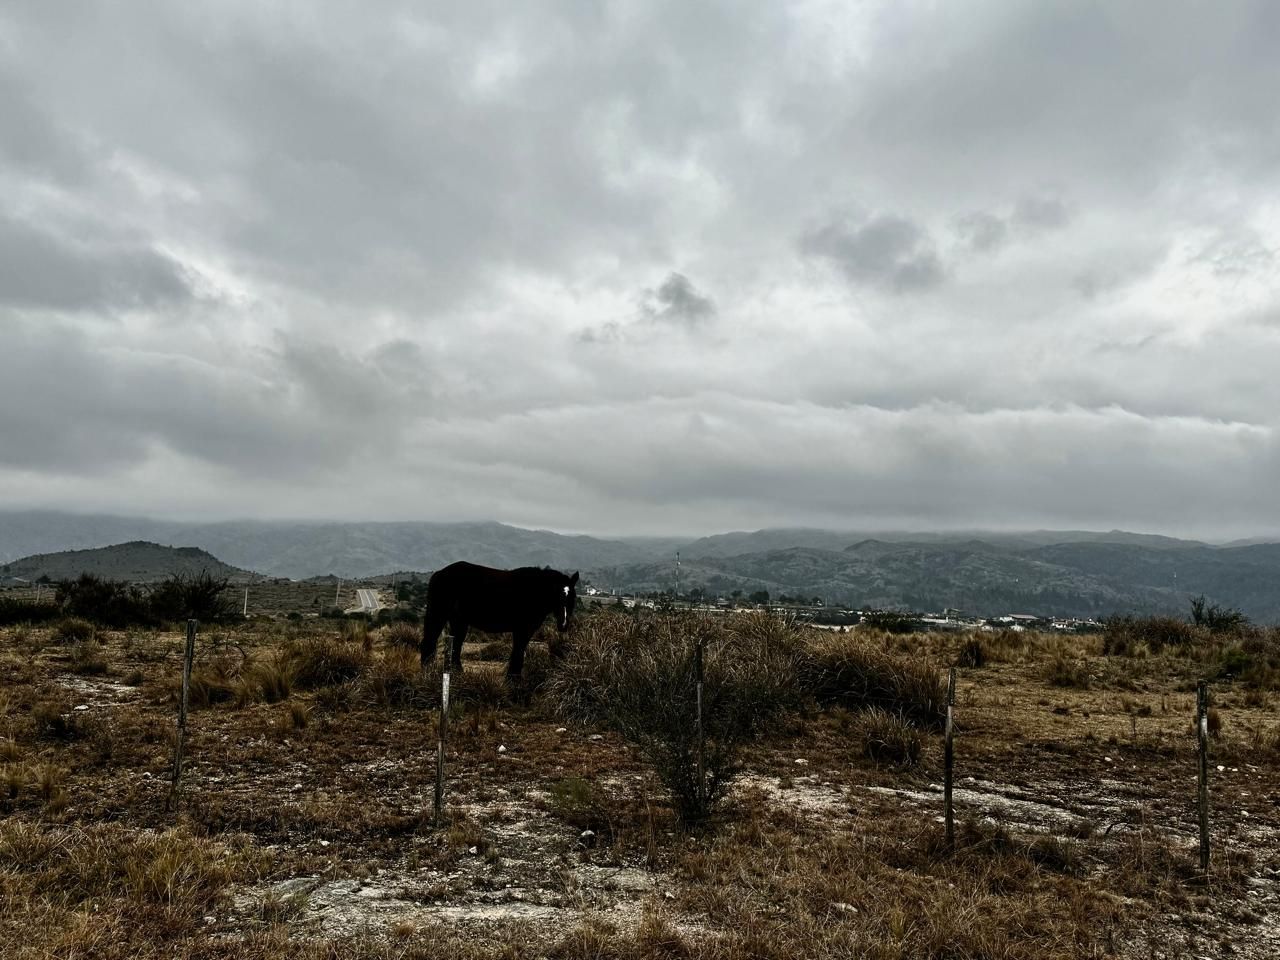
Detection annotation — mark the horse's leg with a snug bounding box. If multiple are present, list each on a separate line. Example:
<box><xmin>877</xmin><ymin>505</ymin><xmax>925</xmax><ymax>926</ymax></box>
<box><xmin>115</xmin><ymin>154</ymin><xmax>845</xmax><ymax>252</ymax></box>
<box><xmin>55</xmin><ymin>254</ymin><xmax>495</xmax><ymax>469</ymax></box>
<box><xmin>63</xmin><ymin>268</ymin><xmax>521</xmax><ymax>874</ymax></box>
<box><xmin>449</xmin><ymin>622</ymin><xmax>468</xmax><ymax>672</ymax></box>
<box><xmin>507</xmin><ymin>629</ymin><xmax>532</xmax><ymax>682</ymax></box>
<box><xmin>421</xmin><ymin>608</ymin><xmax>447</xmax><ymax>668</ymax></box>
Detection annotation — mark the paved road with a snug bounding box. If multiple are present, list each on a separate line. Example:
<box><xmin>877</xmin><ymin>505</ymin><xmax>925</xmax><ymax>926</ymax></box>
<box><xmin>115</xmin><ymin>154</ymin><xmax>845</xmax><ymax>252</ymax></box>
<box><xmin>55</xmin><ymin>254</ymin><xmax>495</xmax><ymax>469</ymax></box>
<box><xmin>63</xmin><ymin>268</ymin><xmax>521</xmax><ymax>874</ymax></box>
<box><xmin>355</xmin><ymin>588</ymin><xmax>382</xmax><ymax>612</ymax></box>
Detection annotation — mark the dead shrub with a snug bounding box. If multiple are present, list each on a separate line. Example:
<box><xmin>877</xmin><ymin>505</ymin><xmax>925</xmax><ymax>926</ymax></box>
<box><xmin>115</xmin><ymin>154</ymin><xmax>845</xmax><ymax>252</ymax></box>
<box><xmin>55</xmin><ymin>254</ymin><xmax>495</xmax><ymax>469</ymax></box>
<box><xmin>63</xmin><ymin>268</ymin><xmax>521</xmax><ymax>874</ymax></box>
<box><xmin>1102</xmin><ymin>615</ymin><xmax>1202</xmax><ymax>655</ymax></box>
<box><xmin>852</xmin><ymin>707</ymin><xmax>923</xmax><ymax>769</ymax></box>
<box><xmin>1045</xmin><ymin>655</ymin><xmax>1091</xmax><ymax>689</ymax></box>
<box><xmin>956</xmin><ymin>636</ymin><xmax>986</xmax><ymax>668</ymax></box>
<box><xmin>362</xmin><ymin>647</ymin><xmax>431</xmax><ymax>708</ymax></box>
<box><xmin>187</xmin><ymin>663</ymin><xmax>236</xmax><ymax>708</ymax></box>
<box><xmin>31</xmin><ymin>700</ymin><xmax>88</xmax><ymax>741</ymax></box>
<box><xmin>70</xmin><ymin>641</ymin><xmax>109</xmax><ymax>676</ymax></box>
<box><xmin>545</xmin><ymin>612</ymin><xmax>799</xmax><ymax>824</ymax></box>
<box><xmin>240</xmin><ymin>651</ymin><xmax>295</xmax><ymax>705</ymax></box>
<box><xmin>795</xmin><ymin>631</ymin><xmax>945</xmax><ymax>730</ymax></box>
<box><xmin>379</xmin><ymin>621</ymin><xmax>420</xmax><ymax>650</ymax></box>
<box><xmin>290</xmin><ymin>634</ymin><xmax>369</xmax><ymax>689</ymax></box>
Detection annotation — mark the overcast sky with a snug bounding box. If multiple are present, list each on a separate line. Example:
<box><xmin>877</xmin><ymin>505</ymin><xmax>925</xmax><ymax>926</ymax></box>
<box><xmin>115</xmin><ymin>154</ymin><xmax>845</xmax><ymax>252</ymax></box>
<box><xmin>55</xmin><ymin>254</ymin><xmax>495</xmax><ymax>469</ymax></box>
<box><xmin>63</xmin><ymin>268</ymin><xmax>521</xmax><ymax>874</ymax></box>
<box><xmin>2</xmin><ymin>1</ymin><xmax>1278</xmax><ymax>538</ymax></box>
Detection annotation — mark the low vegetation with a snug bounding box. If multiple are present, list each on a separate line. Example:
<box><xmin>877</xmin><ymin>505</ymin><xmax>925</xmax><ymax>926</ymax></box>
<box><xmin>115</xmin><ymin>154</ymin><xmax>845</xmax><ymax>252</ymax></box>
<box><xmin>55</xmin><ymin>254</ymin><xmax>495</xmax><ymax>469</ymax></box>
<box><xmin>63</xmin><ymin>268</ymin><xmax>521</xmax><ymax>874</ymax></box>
<box><xmin>0</xmin><ymin>603</ymin><xmax>1273</xmax><ymax>959</ymax></box>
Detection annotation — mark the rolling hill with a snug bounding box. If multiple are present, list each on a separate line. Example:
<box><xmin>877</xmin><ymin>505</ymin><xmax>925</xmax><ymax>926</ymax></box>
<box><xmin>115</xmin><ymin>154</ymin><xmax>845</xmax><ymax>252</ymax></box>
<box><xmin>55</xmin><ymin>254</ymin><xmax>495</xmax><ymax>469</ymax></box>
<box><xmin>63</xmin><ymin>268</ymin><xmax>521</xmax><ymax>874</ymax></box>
<box><xmin>1</xmin><ymin>541</ymin><xmax>248</xmax><ymax>583</ymax></box>
<box><xmin>2</xmin><ymin>511</ymin><xmax>1279</xmax><ymax>621</ymax></box>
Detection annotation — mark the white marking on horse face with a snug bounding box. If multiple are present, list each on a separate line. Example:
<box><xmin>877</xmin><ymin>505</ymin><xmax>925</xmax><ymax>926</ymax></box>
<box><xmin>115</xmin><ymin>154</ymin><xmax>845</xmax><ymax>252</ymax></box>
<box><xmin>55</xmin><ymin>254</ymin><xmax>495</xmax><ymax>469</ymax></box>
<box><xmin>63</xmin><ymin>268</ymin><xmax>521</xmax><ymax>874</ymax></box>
<box><xmin>563</xmin><ymin>585</ymin><xmax>570</xmax><ymax>596</ymax></box>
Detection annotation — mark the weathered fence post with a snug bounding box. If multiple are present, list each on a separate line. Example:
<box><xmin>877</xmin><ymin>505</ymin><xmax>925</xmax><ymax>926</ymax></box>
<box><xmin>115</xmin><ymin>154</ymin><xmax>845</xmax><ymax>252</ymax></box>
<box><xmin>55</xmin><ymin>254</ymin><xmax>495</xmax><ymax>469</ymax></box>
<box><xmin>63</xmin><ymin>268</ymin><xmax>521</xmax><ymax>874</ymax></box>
<box><xmin>695</xmin><ymin>634</ymin><xmax>706</xmax><ymax>814</ymax></box>
<box><xmin>945</xmin><ymin>665</ymin><xmax>956</xmax><ymax>850</ymax></box>
<box><xmin>434</xmin><ymin>635</ymin><xmax>452</xmax><ymax>827</ymax></box>
<box><xmin>1197</xmin><ymin>679</ymin><xmax>1210</xmax><ymax>873</ymax></box>
<box><xmin>167</xmin><ymin>619</ymin><xmax>197</xmax><ymax>812</ymax></box>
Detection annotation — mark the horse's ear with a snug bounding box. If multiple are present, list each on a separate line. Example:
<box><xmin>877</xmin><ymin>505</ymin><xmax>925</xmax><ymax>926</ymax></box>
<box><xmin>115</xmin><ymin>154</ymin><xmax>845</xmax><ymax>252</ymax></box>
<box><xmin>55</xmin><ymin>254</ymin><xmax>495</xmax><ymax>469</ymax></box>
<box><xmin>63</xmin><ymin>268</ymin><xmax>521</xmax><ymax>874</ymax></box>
<box><xmin>570</xmin><ymin>571</ymin><xmax>579</xmax><ymax>585</ymax></box>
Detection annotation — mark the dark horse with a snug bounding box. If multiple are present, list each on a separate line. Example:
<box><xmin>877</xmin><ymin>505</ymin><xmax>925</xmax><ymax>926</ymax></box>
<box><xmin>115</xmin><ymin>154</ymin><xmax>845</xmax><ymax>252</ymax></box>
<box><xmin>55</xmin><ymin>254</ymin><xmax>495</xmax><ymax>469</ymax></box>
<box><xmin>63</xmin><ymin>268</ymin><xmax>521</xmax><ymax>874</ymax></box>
<box><xmin>421</xmin><ymin>561</ymin><xmax>579</xmax><ymax>680</ymax></box>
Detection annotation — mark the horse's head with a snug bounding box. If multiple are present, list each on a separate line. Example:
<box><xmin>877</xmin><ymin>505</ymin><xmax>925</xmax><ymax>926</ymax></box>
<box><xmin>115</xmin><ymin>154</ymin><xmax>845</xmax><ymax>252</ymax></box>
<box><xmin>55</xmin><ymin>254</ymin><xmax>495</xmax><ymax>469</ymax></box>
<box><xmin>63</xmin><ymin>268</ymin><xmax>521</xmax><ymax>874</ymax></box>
<box><xmin>555</xmin><ymin>570</ymin><xmax>580</xmax><ymax>631</ymax></box>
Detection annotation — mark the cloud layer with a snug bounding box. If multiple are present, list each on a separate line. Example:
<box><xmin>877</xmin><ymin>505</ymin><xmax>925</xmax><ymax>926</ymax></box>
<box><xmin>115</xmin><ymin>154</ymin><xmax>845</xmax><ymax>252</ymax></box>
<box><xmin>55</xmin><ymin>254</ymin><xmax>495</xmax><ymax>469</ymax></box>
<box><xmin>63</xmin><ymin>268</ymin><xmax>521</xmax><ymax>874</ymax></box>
<box><xmin>2</xmin><ymin>1</ymin><xmax>1278</xmax><ymax>538</ymax></box>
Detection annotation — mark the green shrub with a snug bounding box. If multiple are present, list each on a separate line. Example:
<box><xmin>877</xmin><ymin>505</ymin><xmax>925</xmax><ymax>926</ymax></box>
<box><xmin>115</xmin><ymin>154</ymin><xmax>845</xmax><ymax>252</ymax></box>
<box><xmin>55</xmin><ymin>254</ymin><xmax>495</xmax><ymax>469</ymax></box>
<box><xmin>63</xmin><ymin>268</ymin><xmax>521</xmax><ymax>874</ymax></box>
<box><xmin>52</xmin><ymin>617</ymin><xmax>96</xmax><ymax>644</ymax></box>
<box><xmin>1190</xmin><ymin>595</ymin><xmax>1248</xmax><ymax>634</ymax></box>
<box><xmin>147</xmin><ymin>572</ymin><xmax>237</xmax><ymax>624</ymax></box>
<box><xmin>0</xmin><ymin>598</ymin><xmax>60</xmax><ymax>626</ymax></box>
<box><xmin>54</xmin><ymin>574</ymin><xmax>151</xmax><ymax>628</ymax></box>
<box><xmin>860</xmin><ymin>609</ymin><xmax>918</xmax><ymax>634</ymax></box>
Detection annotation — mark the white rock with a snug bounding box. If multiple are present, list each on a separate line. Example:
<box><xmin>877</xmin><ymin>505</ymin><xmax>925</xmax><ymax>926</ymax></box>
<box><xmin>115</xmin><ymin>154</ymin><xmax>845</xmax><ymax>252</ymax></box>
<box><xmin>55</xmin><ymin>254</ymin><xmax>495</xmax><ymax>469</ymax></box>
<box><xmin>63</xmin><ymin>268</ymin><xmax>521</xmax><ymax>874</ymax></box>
<box><xmin>320</xmin><ymin>840</ymin><xmax>331</xmax><ymax>847</ymax></box>
<box><xmin>556</xmin><ymin>727</ymin><xmax>568</xmax><ymax>734</ymax></box>
<box><xmin>498</xmin><ymin>745</ymin><xmax>507</xmax><ymax>754</ymax></box>
<box><xmin>794</xmin><ymin>758</ymin><xmax>809</xmax><ymax>765</ymax></box>
<box><xmin>73</xmin><ymin>705</ymin><xmax>89</xmax><ymax>712</ymax></box>
<box><xmin>588</xmin><ymin>734</ymin><xmax>604</xmax><ymax>741</ymax></box>
<box><xmin>469</xmin><ymin>846</ymin><xmax>478</xmax><ymax>855</ymax></box>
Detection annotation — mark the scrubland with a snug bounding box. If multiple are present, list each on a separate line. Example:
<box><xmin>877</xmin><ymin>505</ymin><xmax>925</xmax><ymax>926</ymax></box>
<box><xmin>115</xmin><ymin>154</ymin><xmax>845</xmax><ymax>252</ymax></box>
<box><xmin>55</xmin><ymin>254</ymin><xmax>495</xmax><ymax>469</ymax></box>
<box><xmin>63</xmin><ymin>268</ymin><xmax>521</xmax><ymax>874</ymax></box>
<box><xmin>2</xmin><ymin>610</ymin><xmax>1278</xmax><ymax>959</ymax></box>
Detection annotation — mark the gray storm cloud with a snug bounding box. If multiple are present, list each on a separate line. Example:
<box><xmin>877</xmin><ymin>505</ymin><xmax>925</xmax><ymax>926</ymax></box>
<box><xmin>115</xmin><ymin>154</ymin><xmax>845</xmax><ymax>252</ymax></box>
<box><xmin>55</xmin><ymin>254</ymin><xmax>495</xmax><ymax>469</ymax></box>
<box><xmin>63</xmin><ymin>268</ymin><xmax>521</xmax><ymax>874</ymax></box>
<box><xmin>1</xmin><ymin>0</ymin><xmax>1278</xmax><ymax>539</ymax></box>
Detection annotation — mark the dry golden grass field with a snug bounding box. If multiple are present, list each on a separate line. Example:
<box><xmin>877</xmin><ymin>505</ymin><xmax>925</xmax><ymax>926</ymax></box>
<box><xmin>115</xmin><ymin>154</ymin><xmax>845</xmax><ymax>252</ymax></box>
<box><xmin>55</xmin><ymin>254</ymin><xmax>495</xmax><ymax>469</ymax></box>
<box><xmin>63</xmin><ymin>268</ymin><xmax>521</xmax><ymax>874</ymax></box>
<box><xmin>2</xmin><ymin>611</ymin><xmax>1278</xmax><ymax>959</ymax></box>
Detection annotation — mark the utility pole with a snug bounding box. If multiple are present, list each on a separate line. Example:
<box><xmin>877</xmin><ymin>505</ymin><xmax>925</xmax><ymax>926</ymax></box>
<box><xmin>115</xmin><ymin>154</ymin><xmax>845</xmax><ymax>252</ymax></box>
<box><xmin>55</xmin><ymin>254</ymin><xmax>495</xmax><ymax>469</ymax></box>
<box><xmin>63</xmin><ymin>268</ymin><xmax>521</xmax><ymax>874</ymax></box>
<box><xmin>335</xmin><ymin>578</ymin><xmax>342</xmax><ymax>607</ymax></box>
<box><xmin>675</xmin><ymin>551</ymin><xmax>681</xmax><ymax>601</ymax></box>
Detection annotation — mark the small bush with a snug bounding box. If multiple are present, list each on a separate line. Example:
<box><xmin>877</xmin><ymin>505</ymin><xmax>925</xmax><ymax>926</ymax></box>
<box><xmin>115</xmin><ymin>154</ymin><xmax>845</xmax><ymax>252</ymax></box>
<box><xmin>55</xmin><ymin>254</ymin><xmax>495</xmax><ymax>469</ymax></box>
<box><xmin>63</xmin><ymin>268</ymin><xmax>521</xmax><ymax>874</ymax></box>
<box><xmin>147</xmin><ymin>572</ymin><xmax>237</xmax><ymax>624</ymax></box>
<box><xmin>52</xmin><ymin>617</ymin><xmax>96</xmax><ymax>644</ymax></box>
<box><xmin>31</xmin><ymin>701</ymin><xmax>88</xmax><ymax>741</ymax></box>
<box><xmin>853</xmin><ymin>708</ymin><xmax>923</xmax><ymax>769</ymax></box>
<box><xmin>546</xmin><ymin>612</ymin><xmax>800</xmax><ymax>824</ymax></box>
<box><xmin>290</xmin><ymin>635</ymin><xmax>369</xmax><ymax>689</ymax></box>
<box><xmin>1102</xmin><ymin>615</ymin><xmax>1202</xmax><ymax>655</ymax></box>
<box><xmin>1045</xmin><ymin>656</ymin><xmax>1091</xmax><ymax>689</ymax></box>
<box><xmin>362</xmin><ymin>647</ymin><xmax>429</xmax><ymax>708</ymax></box>
<box><xmin>0</xmin><ymin>597</ymin><xmax>60</xmax><ymax>626</ymax></box>
<box><xmin>187</xmin><ymin>664</ymin><xmax>236</xmax><ymax>707</ymax></box>
<box><xmin>1190</xmin><ymin>595</ymin><xmax>1248</xmax><ymax>634</ymax></box>
<box><xmin>795</xmin><ymin>632</ymin><xmax>945</xmax><ymax>730</ymax></box>
<box><xmin>240</xmin><ymin>652</ymin><xmax>296</xmax><ymax>705</ymax></box>
<box><xmin>957</xmin><ymin>636</ymin><xmax>986</xmax><ymax>668</ymax></box>
<box><xmin>860</xmin><ymin>609</ymin><xmax>918</xmax><ymax>634</ymax></box>
<box><xmin>70</xmin><ymin>641</ymin><xmax>109</xmax><ymax>676</ymax></box>
<box><xmin>380</xmin><ymin>621</ymin><xmax>421</xmax><ymax>650</ymax></box>
<box><xmin>55</xmin><ymin>574</ymin><xmax>151</xmax><ymax>628</ymax></box>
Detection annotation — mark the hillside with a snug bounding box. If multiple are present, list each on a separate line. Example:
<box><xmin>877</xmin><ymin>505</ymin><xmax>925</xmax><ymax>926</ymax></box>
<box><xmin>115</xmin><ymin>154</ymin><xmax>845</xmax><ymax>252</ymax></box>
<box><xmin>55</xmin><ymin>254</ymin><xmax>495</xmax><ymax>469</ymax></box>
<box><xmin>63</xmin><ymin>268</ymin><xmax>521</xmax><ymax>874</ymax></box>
<box><xmin>594</xmin><ymin>538</ymin><xmax>1280</xmax><ymax>622</ymax></box>
<box><xmin>0</xmin><ymin>513</ymin><xmax>660</xmax><ymax>579</ymax></box>
<box><xmin>1</xmin><ymin>541</ymin><xmax>248</xmax><ymax>583</ymax></box>
<box><xmin>2</xmin><ymin>511</ymin><xmax>1279</xmax><ymax>621</ymax></box>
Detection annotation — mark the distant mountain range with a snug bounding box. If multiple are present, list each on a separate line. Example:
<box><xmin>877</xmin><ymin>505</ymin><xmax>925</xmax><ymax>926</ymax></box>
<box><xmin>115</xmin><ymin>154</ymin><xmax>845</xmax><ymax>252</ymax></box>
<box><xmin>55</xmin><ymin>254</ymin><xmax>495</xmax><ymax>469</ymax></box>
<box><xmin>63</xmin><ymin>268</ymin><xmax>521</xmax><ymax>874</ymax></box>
<box><xmin>2</xmin><ymin>511</ymin><xmax>1279</xmax><ymax>621</ymax></box>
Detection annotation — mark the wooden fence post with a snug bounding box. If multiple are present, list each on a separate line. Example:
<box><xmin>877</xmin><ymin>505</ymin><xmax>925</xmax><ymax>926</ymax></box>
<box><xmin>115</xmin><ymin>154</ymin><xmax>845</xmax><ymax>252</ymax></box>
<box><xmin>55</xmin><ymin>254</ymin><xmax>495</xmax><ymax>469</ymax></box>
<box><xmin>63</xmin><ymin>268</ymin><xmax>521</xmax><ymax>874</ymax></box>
<box><xmin>1197</xmin><ymin>679</ymin><xmax>1210</xmax><ymax>873</ymax></box>
<box><xmin>695</xmin><ymin>635</ymin><xmax>706</xmax><ymax>814</ymax></box>
<box><xmin>434</xmin><ymin>635</ymin><xmax>452</xmax><ymax>827</ymax></box>
<box><xmin>945</xmin><ymin>666</ymin><xmax>956</xmax><ymax>850</ymax></box>
<box><xmin>167</xmin><ymin>619</ymin><xmax>197</xmax><ymax>812</ymax></box>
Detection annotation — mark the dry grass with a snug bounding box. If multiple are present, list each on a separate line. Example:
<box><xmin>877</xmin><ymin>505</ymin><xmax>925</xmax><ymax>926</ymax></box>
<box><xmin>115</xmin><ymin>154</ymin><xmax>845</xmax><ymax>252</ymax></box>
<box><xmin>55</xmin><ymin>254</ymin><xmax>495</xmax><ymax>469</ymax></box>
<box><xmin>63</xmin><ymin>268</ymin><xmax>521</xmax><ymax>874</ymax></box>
<box><xmin>0</xmin><ymin>612</ymin><xmax>1275</xmax><ymax>959</ymax></box>
<box><xmin>795</xmin><ymin>630</ymin><xmax>946</xmax><ymax>729</ymax></box>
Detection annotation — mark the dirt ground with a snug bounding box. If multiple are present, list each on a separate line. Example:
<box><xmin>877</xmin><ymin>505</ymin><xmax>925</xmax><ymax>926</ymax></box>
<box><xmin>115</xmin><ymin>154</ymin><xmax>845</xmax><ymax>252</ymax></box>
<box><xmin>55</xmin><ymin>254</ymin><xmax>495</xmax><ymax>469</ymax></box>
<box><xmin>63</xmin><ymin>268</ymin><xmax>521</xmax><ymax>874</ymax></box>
<box><xmin>1</xmin><ymin>617</ymin><xmax>1277</xmax><ymax>959</ymax></box>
